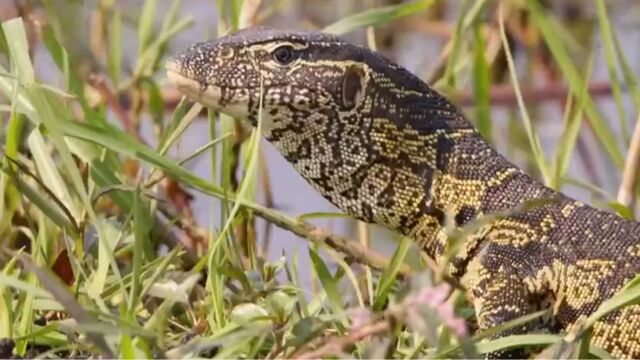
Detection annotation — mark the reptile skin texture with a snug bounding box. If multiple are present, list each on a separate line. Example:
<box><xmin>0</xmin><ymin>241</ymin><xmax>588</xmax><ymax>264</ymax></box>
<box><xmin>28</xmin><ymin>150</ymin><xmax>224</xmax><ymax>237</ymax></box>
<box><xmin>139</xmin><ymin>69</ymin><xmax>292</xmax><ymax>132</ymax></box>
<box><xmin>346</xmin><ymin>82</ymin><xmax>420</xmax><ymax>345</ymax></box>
<box><xmin>166</xmin><ymin>27</ymin><xmax>640</xmax><ymax>358</ymax></box>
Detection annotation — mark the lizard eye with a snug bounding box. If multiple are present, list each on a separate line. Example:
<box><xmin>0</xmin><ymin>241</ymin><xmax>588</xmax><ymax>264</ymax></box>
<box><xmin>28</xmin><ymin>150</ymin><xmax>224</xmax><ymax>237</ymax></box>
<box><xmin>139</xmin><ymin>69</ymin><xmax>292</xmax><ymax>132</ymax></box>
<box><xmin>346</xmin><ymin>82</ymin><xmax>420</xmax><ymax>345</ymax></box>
<box><xmin>273</xmin><ymin>45</ymin><xmax>295</xmax><ymax>65</ymax></box>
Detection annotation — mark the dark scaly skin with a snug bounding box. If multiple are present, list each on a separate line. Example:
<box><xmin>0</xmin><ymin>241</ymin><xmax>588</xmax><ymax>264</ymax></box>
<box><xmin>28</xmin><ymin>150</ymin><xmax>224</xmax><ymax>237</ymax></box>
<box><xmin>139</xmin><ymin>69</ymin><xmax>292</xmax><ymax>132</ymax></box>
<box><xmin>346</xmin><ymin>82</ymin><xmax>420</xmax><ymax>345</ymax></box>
<box><xmin>166</xmin><ymin>27</ymin><xmax>640</xmax><ymax>358</ymax></box>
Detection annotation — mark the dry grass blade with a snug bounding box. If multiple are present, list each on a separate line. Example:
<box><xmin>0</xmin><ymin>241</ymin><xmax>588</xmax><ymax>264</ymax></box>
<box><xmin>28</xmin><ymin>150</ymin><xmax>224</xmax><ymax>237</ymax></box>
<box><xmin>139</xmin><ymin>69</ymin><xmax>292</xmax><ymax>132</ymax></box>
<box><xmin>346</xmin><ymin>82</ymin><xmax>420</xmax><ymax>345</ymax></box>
<box><xmin>617</xmin><ymin>112</ymin><xmax>640</xmax><ymax>209</ymax></box>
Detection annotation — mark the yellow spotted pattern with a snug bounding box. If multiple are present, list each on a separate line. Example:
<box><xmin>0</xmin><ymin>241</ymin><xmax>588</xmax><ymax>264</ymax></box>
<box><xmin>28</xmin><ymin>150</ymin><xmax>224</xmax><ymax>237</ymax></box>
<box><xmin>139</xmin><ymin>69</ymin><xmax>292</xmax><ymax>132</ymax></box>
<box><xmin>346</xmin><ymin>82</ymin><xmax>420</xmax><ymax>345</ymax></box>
<box><xmin>170</xmin><ymin>28</ymin><xmax>640</xmax><ymax>358</ymax></box>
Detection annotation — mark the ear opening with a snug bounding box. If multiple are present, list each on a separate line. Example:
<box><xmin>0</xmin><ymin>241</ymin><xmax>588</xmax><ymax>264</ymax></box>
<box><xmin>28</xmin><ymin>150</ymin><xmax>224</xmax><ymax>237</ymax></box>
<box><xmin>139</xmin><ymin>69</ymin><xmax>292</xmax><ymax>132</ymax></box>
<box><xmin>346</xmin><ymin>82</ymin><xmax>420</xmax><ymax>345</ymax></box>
<box><xmin>342</xmin><ymin>65</ymin><xmax>365</xmax><ymax>110</ymax></box>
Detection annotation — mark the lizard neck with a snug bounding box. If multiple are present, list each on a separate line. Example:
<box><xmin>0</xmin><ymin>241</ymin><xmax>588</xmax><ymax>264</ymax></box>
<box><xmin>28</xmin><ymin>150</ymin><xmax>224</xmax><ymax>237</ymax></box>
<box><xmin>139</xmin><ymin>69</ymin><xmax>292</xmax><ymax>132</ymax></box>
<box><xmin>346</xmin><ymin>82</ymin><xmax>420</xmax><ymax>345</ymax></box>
<box><xmin>403</xmin><ymin>132</ymin><xmax>558</xmax><ymax>262</ymax></box>
<box><xmin>263</xmin><ymin>64</ymin><xmax>556</xmax><ymax>264</ymax></box>
<box><xmin>269</xmin><ymin>103</ymin><xmax>555</xmax><ymax>263</ymax></box>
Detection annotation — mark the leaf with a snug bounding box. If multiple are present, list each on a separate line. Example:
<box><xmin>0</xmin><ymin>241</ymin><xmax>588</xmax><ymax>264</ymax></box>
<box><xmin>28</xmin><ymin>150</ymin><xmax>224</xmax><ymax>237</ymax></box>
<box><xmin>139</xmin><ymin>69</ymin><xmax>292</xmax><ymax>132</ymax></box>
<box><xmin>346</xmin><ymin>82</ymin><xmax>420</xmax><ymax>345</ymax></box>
<box><xmin>51</xmin><ymin>249</ymin><xmax>74</xmax><ymax>286</ymax></box>
<box><xmin>535</xmin><ymin>338</ymin><xmax>575</xmax><ymax>359</ymax></box>
<box><xmin>1</xmin><ymin>111</ymin><xmax>25</xmax><ymax>218</ymax></box>
<box><xmin>28</xmin><ymin>127</ymin><xmax>81</xmax><ymax>220</ymax></box>
<box><xmin>107</xmin><ymin>9</ymin><xmax>122</xmax><ymax>88</ymax></box>
<box><xmin>607</xmin><ymin>201</ymin><xmax>635</xmax><ymax>220</ymax></box>
<box><xmin>40</xmin><ymin>24</ymin><xmax>91</xmax><ymax>112</ymax></box>
<box><xmin>471</xmin><ymin>20</ymin><xmax>491</xmax><ymax>141</ymax></box>
<box><xmin>296</xmin><ymin>212</ymin><xmax>351</xmax><ymax>221</ymax></box>
<box><xmin>588</xmin><ymin>344</ymin><xmax>614</xmax><ymax>359</ymax></box>
<box><xmin>290</xmin><ymin>317</ymin><xmax>327</xmax><ymax>347</ymax></box>
<box><xmin>551</xmin><ymin>95</ymin><xmax>584</xmax><ymax>190</ymax></box>
<box><xmin>309</xmin><ymin>248</ymin><xmax>343</xmax><ymax>315</ymax></box>
<box><xmin>0</xmin><ymin>268</ymin><xmax>51</xmax><ymax>300</ymax></box>
<box><xmin>594</xmin><ymin>0</ymin><xmax>629</xmax><ymax>142</ymax></box>
<box><xmin>498</xmin><ymin>4</ymin><xmax>549</xmax><ymax>185</ymax></box>
<box><xmin>373</xmin><ymin>236</ymin><xmax>411</xmax><ymax>311</ymax></box>
<box><xmin>137</xmin><ymin>0</ymin><xmax>158</xmax><ymax>55</ymax></box>
<box><xmin>229</xmin><ymin>303</ymin><xmax>270</xmax><ymax>326</ymax></box>
<box><xmin>473</xmin><ymin>310</ymin><xmax>549</xmax><ymax>341</ymax></box>
<box><xmin>582</xmin><ymin>273</ymin><xmax>640</xmax><ymax>331</ymax></box>
<box><xmin>527</xmin><ymin>0</ymin><xmax>624</xmax><ymax>168</ymax></box>
<box><xmin>434</xmin><ymin>307</ymin><xmax>549</xmax><ymax>357</ymax></box>
<box><xmin>475</xmin><ymin>334</ymin><xmax>561</xmax><ymax>355</ymax></box>
<box><xmin>158</xmin><ymin>96</ymin><xmax>189</xmax><ymax>147</ymax></box>
<box><xmin>0</xmin><ymin>159</ymin><xmax>77</xmax><ymax>233</ymax></box>
<box><xmin>160</xmin><ymin>103</ymin><xmax>203</xmax><ymax>155</ymax></box>
<box><xmin>145</xmin><ymin>273</ymin><xmax>201</xmax><ymax>333</ymax></box>
<box><xmin>323</xmin><ymin>0</ymin><xmax>436</xmax><ymax>35</ymax></box>
<box><xmin>611</xmin><ymin>27</ymin><xmax>640</xmax><ymax>112</ymax></box>
<box><xmin>1</xmin><ymin>18</ymin><xmax>35</xmax><ymax>85</ymax></box>
<box><xmin>441</xmin><ymin>0</ymin><xmax>469</xmax><ymax>88</ymax></box>
<box><xmin>128</xmin><ymin>187</ymin><xmax>151</xmax><ymax>313</ymax></box>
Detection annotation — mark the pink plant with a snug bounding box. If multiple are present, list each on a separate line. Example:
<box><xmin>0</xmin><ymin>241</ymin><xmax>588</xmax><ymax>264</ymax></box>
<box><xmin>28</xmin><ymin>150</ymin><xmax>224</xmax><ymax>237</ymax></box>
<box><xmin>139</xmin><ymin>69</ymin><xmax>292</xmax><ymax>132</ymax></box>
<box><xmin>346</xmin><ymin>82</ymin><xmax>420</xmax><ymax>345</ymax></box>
<box><xmin>405</xmin><ymin>283</ymin><xmax>468</xmax><ymax>337</ymax></box>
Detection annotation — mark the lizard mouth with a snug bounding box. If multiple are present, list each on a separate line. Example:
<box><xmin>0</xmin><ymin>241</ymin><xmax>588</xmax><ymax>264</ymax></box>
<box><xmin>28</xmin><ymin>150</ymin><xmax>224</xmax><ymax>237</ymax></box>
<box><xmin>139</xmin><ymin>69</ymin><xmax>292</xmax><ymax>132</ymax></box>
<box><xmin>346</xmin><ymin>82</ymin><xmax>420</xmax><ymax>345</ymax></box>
<box><xmin>165</xmin><ymin>59</ymin><xmax>253</xmax><ymax>120</ymax></box>
<box><xmin>165</xmin><ymin>59</ymin><xmax>221</xmax><ymax>108</ymax></box>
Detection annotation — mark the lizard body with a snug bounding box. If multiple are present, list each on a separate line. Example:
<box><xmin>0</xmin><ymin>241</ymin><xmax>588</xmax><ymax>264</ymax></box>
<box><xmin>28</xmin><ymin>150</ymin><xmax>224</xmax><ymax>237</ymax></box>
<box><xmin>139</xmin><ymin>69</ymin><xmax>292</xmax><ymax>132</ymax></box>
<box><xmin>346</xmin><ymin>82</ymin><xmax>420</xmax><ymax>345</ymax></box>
<box><xmin>166</xmin><ymin>27</ymin><xmax>640</xmax><ymax>358</ymax></box>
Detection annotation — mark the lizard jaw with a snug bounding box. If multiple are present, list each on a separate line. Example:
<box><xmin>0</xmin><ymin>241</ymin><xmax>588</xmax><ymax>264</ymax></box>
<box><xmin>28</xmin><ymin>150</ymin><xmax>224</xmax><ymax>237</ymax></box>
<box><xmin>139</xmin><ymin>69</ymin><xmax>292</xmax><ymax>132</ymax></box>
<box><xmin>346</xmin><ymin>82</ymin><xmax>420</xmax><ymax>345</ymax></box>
<box><xmin>165</xmin><ymin>59</ymin><xmax>248</xmax><ymax>119</ymax></box>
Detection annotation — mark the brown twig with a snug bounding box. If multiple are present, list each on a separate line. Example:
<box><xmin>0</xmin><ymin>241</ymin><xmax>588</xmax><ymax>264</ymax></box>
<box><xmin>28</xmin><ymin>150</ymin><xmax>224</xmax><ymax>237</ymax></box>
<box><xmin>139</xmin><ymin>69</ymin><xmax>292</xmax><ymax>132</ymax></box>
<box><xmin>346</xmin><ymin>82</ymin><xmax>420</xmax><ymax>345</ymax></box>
<box><xmin>293</xmin><ymin>321</ymin><xmax>390</xmax><ymax>360</ymax></box>
<box><xmin>617</xmin><ymin>112</ymin><xmax>640</xmax><ymax>210</ymax></box>
<box><xmin>453</xmin><ymin>81</ymin><xmax>613</xmax><ymax>107</ymax></box>
<box><xmin>247</xmin><ymin>202</ymin><xmax>412</xmax><ymax>277</ymax></box>
<box><xmin>258</xmin><ymin>150</ymin><xmax>275</xmax><ymax>256</ymax></box>
<box><xmin>150</xmin><ymin>173</ymin><xmax>409</xmax><ymax>276</ymax></box>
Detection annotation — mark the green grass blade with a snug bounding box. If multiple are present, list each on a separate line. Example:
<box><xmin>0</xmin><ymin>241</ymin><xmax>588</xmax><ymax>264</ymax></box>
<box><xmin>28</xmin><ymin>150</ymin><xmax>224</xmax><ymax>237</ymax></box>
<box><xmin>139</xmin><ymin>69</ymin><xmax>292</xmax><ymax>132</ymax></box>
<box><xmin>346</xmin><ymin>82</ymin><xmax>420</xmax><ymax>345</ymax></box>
<box><xmin>137</xmin><ymin>0</ymin><xmax>158</xmax><ymax>55</ymax></box>
<box><xmin>475</xmin><ymin>334</ymin><xmax>561</xmax><ymax>354</ymax></box>
<box><xmin>324</xmin><ymin>248</ymin><xmax>364</xmax><ymax>307</ymax></box>
<box><xmin>0</xmin><ymin>111</ymin><xmax>25</xmax><ymax>235</ymax></box>
<box><xmin>471</xmin><ymin>20</ymin><xmax>492</xmax><ymax>141</ymax></box>
<box><xmin>2</xmin><ymin>19</ymin><xmax>34</xmax><ymax>85</ymax></box>
<box><xmin>611</xmin><ymin>30</ymin><xmax>640</xmax><ymax>112</ymax></box>
<box><xmin>107</xmin><ymin>9</ymin><xmax>122</xmax><ymax>88</ymax></box>
<box><xmin>550</xmin><ymin>55</ymin><xmax>593</xmax><ymax>190</ymax></box>
<box><xmin>308</xmin><ymin>249</ymin><xmax>343</xmax><ymax>316</ymax></box>
<box><xmin>527</xmin><ymin>0</ymin><xmax>624</xmax><ymax>168</ymax></box>
<box><xmin>551</xmin><ymin>97</ymin><xmax>584</xmax><ymax>190</ymax></box>
<box><xmin>595</xmin><ymin>0</ymin><xmax>629</xmax><ymax>142</ymax></box>
<box><xmin>128</xmin><ymin>188</ymin><xmax>149</xmax><ymax>314</ymax></box>
<box><xmin>373</xmin><ymin>236</ymin><xmax>411</xmax><ymax>311</ymax></box>
<box><xmin>206</xmin><ymin>107</ymin><xmax>226</xmax><ymax>330</ymax></box>
<box><xmin>0</xmin><ymin>271</ymin><xmax>53</xmax><ymax>300</ymax></box>
<box><xmin>499</xmin><ymin>5</ymin><xmax>550</xmax><ymax>185</ymax></box>
<box><xmin>0</xmin><ymin>163</ymin><xmax>76</xmax><ymax>233</ymax></box>
<box><xmin>583</xmin><ymin>274</ymin><xmax>640</xmax><ymax>330</ymax></box>
<box><xmin>0</xmin><ymin>257</ymin><xmax>19</xmax><ymax>338</ymax></box>
<box><xmin>442</xmin><ymin>0</ymin><xmax>468</xmax><ymax>88</ymax></box>
<box><xmin>159</xmin><ymin>103</ymin><xmax>203</xmax><ymax>156</ymax></box>
<box><xmin>323</xmin><ymin>0</ymin><xmax>436</xmax><ymax>35</ymax></box>
<box><xmin>2</xmin><ymin>18</ymin><xmax>112</xmax><ymax>309</ymax></box>
<box><xmin>27</xmin><ymin>128</ymin><xmax>81</xmax><ymax>220</ymax></box>
<box><xmin>296</xmin><ymin>212</ymin><xmax>351</xmax><ymax>221</ymax></box>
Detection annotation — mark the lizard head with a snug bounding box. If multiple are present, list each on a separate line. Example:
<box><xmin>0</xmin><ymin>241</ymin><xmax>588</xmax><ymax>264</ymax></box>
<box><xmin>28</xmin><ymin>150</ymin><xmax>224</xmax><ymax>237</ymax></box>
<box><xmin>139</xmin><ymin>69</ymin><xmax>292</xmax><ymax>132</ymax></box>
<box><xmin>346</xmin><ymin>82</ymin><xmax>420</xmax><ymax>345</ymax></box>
<box><xmin>165</xmin><ymin>27</ymin><xmax>369</xmax><ymax>132</ymax></box>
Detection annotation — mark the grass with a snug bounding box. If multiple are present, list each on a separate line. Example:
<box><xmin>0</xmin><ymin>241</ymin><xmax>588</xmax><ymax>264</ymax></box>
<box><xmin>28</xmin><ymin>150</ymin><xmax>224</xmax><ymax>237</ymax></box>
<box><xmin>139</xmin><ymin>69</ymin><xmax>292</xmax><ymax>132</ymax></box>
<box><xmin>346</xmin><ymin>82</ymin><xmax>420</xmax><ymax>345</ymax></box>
<box><xmin>0</xmin><ymin>0</ymin><xmax>638</xmax><ymax>358</ymax></box>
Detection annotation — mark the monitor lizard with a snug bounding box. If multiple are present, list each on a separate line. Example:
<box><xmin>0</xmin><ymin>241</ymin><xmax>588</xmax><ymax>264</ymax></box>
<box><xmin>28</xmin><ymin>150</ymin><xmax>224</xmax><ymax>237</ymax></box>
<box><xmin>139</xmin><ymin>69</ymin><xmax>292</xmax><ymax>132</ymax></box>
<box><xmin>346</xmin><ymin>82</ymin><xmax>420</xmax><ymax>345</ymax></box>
<box><xmin>165</xmin><ymin>27</ymin><xmax>640</xmax><ymax>358</ymax></box>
